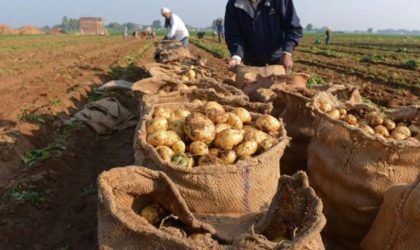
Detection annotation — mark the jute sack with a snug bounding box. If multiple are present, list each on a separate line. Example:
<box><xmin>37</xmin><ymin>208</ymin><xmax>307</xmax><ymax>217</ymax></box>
<box><xmin>154</xmin><ymin>40</ymin><xmax>193</xmax><ymax>63</ymax></box>
<box><xmin>307</xmin><ymin>104</ymin><xmax>420</xmax><ymax>249</ymax></box>
<box><xmin>272</xmin><ymin>85</ymin><xmax>361</xmax><ymax>175</ymax></box>
<box><xmin>361</xmin><ymin>176</ymin><xmax>420</xmax><ymax>250</ymax></box>
<box><xmin>235</xmin><ymin>65</ymin><xmax>286</xmax><ymax>90</ymax></box>
<box><xmin>188</xmin><ymin>172</ymin><xmax>325</xmax><ymax>248</ymax></box>
<box><xmin>142</xmin><ymin>63</ymin><xmax>213</xmax><ymax>84</ymax></box>
<box><xmin>97</xmin><ymin>166</ymin><xmax>221</xmax><ymax>250</ymax></box>
<box><xmin>136</xmin><ymin>102</ymin><xmax>289</xmax><ymax>214</ymax></box>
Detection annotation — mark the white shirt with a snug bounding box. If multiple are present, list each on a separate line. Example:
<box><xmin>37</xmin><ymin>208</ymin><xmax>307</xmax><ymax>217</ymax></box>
<box><xmin>167</xmin><ymin>14</ymin><xmax>189</xmax><ymax>41</ymax></box>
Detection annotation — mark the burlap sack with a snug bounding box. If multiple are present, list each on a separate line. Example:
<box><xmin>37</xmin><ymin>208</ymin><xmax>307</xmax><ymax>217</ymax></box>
<box><xmin>233</xmin><ymin>171</ymin><xmax>326</xmax><ymax>250</ymax></box>
<box><xmin>307</xmin><ymin>104</ymin><xmax>420</xmax><ymax>249</ymax></box>
<box><xmin>135</xmin><ymin>102</ymin><xmax>290</xmax><ymax>214</ymax></box>
<box><xmin>235</xmin><ymin>65</ymin><xmax>286</xmax><ymax>89</ymax></box>
<box><xmin>97</xmin><ymin>166</ymin><xmax>221</xmax><ymax>250</ymax></box>
<box><xmin>361</xmin><ymin>176</ymin><xmax>420</xmax><ymax>250</ymax></box>
<box><xmin>273</xmin><ymin>85</ymin><xmax>362</xmax><ymax>175</ymax></box>
<box><xmin>154</xmin><ymin>40</ymin><xmax>193</xmax><ymax>63</ymax></box>
<box><xmin>142</xmin><ymin>63</ymin><xmax>213</xmax><ymax>84</ymax></box>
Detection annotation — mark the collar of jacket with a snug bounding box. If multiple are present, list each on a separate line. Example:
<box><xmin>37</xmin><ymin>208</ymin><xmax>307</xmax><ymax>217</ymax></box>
<box><xmin>234</xmin><ymin>0</ymin><xmax>263</xmax><ymax>18</ymax></box>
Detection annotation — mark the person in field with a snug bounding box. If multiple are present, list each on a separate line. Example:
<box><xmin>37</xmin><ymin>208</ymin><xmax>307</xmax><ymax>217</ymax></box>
<box><xmin>225</xmin><ymin>0</ymin><xmax>303</xmax><ymax>73</ymax></box>
<box><xmin>161</xmin><ymin>7</ymin><xmax>190</xmax><ymax>48</ymax></box>
<box><xmin>325</xmin><ymin>27</ymin><xmax>331</xmax><ymax>46</ymax></box>
<box><xmin>216</xmin><ymin>18</ymin><xmax>225</xmax><ymax>43</ymax></box>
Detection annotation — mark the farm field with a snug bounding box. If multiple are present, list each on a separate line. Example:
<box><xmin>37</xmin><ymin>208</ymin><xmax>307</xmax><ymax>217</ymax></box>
<box><xmin>0</xmin><ymin>32</ymin><xmax>419</xmax><ymax>249</ymax></box>
<box><xmin>0</xmin><ymin>34</ymin><xmax>231</xmax><ymax>249</ymax></box>
<box><xmin>192</xmin><ymin>33</ymin><xmax>420</xmax><ymax>108</ymax></box>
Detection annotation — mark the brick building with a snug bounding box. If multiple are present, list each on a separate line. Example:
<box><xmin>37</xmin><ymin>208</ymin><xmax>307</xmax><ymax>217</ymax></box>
<box><xmin>79</xmin><ymin>17</ymin><xmax>105</xmax><ymax>35</ymax></box>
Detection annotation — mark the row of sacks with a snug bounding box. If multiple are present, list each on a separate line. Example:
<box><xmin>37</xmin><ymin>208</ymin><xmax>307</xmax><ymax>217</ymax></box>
<box><xmin>230</xmin><ymin>69</ymin><xmax>420</xmax><ymax>249</ymax></box>
<box><xmin>98</xmin><ymin>167</ymin><xmax>326</xmax><ymax>250</ymax></box>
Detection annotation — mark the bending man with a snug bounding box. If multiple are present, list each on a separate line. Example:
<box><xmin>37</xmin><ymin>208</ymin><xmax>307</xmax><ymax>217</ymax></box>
<box><xmin>161</xmin><ymin>7</ymin><xmax>190</xmax><ymax>48</ymax></box>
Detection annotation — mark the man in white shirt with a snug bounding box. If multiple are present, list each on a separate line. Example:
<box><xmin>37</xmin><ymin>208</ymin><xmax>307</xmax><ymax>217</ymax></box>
<box><xmin>161</xmin><ymin>7</ymin><xmax>190</xmax><ymax>48</ymax></box>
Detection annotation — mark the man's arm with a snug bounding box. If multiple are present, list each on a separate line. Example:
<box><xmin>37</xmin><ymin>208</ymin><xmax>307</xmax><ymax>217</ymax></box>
<box><xmin>281</xmin><ymin>0</ymin><xmax>303</xmax><ymax>53</ymax></box>
<box><xmin>225</xmin><ymin>1</ymin><xmax>245</xmax><ymax>64</ymax></box>
<box><xmin>167</xmin><ymin>16</ymin><xmax>177</xmax><ymax>39</ymax></box>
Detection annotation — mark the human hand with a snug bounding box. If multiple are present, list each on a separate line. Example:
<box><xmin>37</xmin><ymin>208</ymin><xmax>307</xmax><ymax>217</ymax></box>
<box><xmin>228</xmin><ymin>57</ymin><xmax>241</xmax><ymax>72</ymax></box>
<box><xmin>282</xmin><ymin>52</ymin><xmax>294</xmax><ymax>74</ymax></box>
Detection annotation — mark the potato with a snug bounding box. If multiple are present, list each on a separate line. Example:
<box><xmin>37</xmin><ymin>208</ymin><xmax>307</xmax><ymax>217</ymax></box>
<box><xmin>147</xmin><ymin>131</ymin><xmax>170</xmax><ymax>147</ymax></box>
<box><xmin>391</xmin><ymin>132</ymin><xmax>407</xmax><ymax>141</ymax></box>
<box><xmin>236</xmin><ymin>141</ymin><xmax>258</xmax><ymax>158</ymax></box>
<box><xmin>184</xmin><ymin>113</ymin><xmax>216</xmax><ymax>144</ymax></box>
<box><xmin>360</xmin><ymin>124</ymin><xmax>375</xmax><ymax>135</ymax></box>
<box><xmin>374</xmin><ymin>125</ymin><xmax>390</xmax><ymax>137</ymax></box>
<box><xmin>171</xmin><ymin>141</ymin><xmax>186</xmax><ymax>154</ymax></box>
<box><xmin>168</xmin><ymin>118</ymin><xmax>186</xmax><ymax>139</ymax></box>
<box><xmin>206</xmin><ymin>108</ymin><xmax>227</xmax><ymax>124</ymax></box>
<box><xmin>319</xmin><ymin>102</ymin><xmax>332</xmax><ymax>113</ymax></box>
<box><xmin>202</xmin><ymin>101</ymin><xmax>225</xmax><ymax>113</ymax></box>
<box><xmin>171</xmin><ymin>154</ymin><xmax>191</xmax><ymax>168</ymax></box>
<box><xmin>140</xmin><ymin>204</ymin><xmax>166</xmax><ymax>226</ymax></box>
<box><xmin>215</xmin><ymin>129</ymin><xmax>244</xmax><ymax>150</ymax></box>
<box><xmin>383</xmin><ymin>119</ymin><xmax>396</xmax><ymax>131</ymax></box>
<box><xmin>344</xmin><ymin>114</ymin><xmax>358</xmax><ymax>125</ymax></box>
<box><xmin>192</xmin><ymin>99</ymin><xmax>205</xmax><ymax>106</ymax></box>
<box><xmin>181</xmin><ymin>75</ymin><xmax>189</xmax><ymax>81</ymax></box>
<box><xmin>156</xmin><ymin>146</ymin><xmax>175</xmax><ymax>162</ymax></box>
<box><xmin>186</xmin><ymin>69</ymin><xmax>196</xmax><ymax>80</ymax></box>
<box><xmin>243</xmin><ymin>125</ymin><xmax>258</xmax><ymax>132</ymax></box>
<box><xmin>393</xmin><ymin>126</ymin><xmax>411</xmax><ymax>138</ymax></box>
<box><xmin>409</xmin><ymin>124</ymin><xmax>420</xmax><ymax>136</ymax></box>
<box><xmin>339</xmin><ymin>109</ymin><xmax>347</xmax><ymax>119</ymax></box>
<box><xmin>327</xmin><ymin>109</ymin><xmax>340</xmax><ymax>120</ymax></box>
<box><xmin>219</xmin><ymin>150</ymin><xmax>237</xmax><ymax>164</ymax></box>
<box><xmin>256</xmin><ymin>115</ymin><xmax>281</xmax><ymax>133</ymax></box>
<box><xmin>367</xmin><ymin>112</ymin><xmax>384</xmax><ymax>127</ymax></box>
<box><xmin>166</xmin><ymin>130</ymin><xmax>181</xmax><ymax>146</ymax></box>
<box><xmin>146</xmin><ymin>117</ymin><xmax>168</xmax><ymax>134</ymax></box>
<box><xmin>198</xmin><ymin>155</ymin><xmax>223</xmax><ymax>166</ymax></box>
<box><xmin>175</xmin><ymin>83</ymin><xmax>189</xmax><ymax>91</ymax></box>
<box><xmin>189</xmin><ymin>141</ymin><xmax>209</xmax><ymax>156</ymax></box>
<box><xmin>173</xmin><ymin>110</ymin><xmax>191</xmax><ymax>120</ymax></box>
<box><xmin>225</xmin><ymin>112</ymin><xmax>243</xmax><ymax>129</ymax></box>
<box><xmin>232</xmin><ymin>108</ymin><xmax>252</xmax><ymax>123</ymax></box>
<box><xmin>153</xmin><ymin>107</ymin><xmax>171</xmax><ymax>119</ymax></box>
<box><xmin>209</xmin><ymin>148</ymin><xmax>221</xmax><ymax>157</ymax></box>
<box><xmin>243</xmin><ymin>129</ymin><xmax>268</xmax><ymax>145</ymax></box>
<box><xmin>260</xmin><ymin>136</ymin><xmax>278</xmax><ymax>152</ymax></box>
<box><xmin>215</xmin><ymin>123</ymin><xmax>231</xmax><ymax>134</ymax></box>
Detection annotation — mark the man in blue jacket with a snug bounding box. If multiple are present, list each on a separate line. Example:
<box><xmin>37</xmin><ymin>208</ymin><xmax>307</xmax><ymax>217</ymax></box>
<box><xmin>225</xmin><ymin>0</ymin><xmax>303</xmax><ymax>73</ymax></box>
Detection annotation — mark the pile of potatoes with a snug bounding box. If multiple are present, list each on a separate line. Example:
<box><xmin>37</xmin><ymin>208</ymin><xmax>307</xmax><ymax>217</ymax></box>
<box><xmin>318</xmin><ymin>100</ymin><xmax>420</xmax><ymax>142</ymax></box>
<box><xmin>146</xmin><ymin>101</ymin><xmax>283</xmax><ymax>168</ymax></box>
<box><xmin>177</xmin><ymin>65</ymin><xmax>197</xmax><ymax>81</ymax></box>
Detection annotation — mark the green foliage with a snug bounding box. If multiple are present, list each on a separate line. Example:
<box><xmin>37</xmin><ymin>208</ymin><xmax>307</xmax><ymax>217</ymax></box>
<box><xmin>191</xmin><ymin>39</ymin><xmax>230</xmax><ymax>58</ymax></box>
<box><xmin>80</xmin><ymin>184</ymin><xmax>97</xmax><ymax>196</ymax></box>
<box><xmin>401</xmin><ymin>59</ymin><xmax>418</xmax><ymax>70</ymax></box>
<box><xmin>360</xmin><ymin>54</ymin><xmax>386</xmax><ymax>63</ymax></box>
<box><xmin>307</xmin><ymin>75</ymin><xmax>327</xmax><ymax>88</ymax></box>
<box><xmin>3</xmin><ymin>186</ymin><xmax>46</xmax><ymax>206</ymax></box>
<box><xmin>51</xmin><ymin>98</ymin><xmax>63</xmax><ymax>108</ymax></box>
<box><xmin>21</xmin><ymin>143</ymin><xmax>66</xmax><ymax>168</ymax></box>
<box><xmin>61</xmin><ymin>16</ymin><xmax>80</xmax><ymax>33</ymax></box>
<box><xmin>18</xmin><ymin>109</ymin><xmax>46</xmax><ymax>124</ymax></box>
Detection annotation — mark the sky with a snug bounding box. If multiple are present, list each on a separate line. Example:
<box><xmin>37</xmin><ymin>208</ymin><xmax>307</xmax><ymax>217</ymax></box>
<box><xmin>0</xmin><ymin>0</ymin><xmax>419</xmax><ymax>31</ymax></box>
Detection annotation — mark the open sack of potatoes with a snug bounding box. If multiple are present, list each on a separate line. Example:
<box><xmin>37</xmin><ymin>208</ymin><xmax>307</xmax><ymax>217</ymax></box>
<box><xmin>271</xmin><ymin>83</ymin><xmax>362</xmax><ymax>176</ymax></box>
<box><xmin>154</xmin><ymin>40</ymin><xmax>193</xmax><ymax>63</ymax></box>
<box><xmin>143</xmin><ymin>63</ymin><xmax>214</xmax><ymax>84</ymax></box>
<box><xmin>98</xmin><ymin>167</ymin><xmax>326</xmax><ymax>250</ymax></box>
<box><xmin>135</xmin><ymin>101</ymin><xmax>289</xmax><ymax>214</ymax></box>
<box><xmin>307</xmin><ymin>92</ymin><xmax>420</xmax><ymax>249</ymax></box>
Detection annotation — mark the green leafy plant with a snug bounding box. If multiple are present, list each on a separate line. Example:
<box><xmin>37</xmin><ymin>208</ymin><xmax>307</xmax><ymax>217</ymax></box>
<box><xmin>18</xmin><ymin>109</ymin><xmax>46</xmax><ymax>124</ymax></box>
<box><xmin>51</xmin><ymin>98</ymin><xmax>63</xmax><ymax>108</ymax></box>
<box><xmin>21</xmin><ymin>143</ymin><xmax>66</xmax><ymax>168</ymax></box>
<box><xmin>3</xmin><ymin>186</ymin><xmax>46</xmax><ymax>206</ymax></box>
<box><xmin>307</xmin><ymin>75</ymin><xmax>327</xmax><ymax>88</ymax></box>
<box><xmin>401</xmin><ymin>60</ymin><xmax>418</xmax><ymax>70</ymax></box>
<box><xmin>360</xmin><ymin>54</ymin><xmax>386</xmax><ymax>63</ymax></box>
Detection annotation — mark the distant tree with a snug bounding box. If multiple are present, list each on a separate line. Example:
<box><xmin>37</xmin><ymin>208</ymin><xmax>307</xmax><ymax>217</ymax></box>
<box><xmin>126</xmin><ymin>22</ymin><xmax>140</xmax><ymax>31</ymax></box>
<box><xmin>306</xmin><ymin>23</ymin><xmax>314</xmax><ymax>31</ymax></box>
<box><xmin>61</xmin><ymin>16</ymin><xmax>79</xmax><ymax>32</ymax></box>
<box><xmin>367</xmin><ymin>28</ymin><xmax>374</xmax><ymax>33</ymax></box>
<box><xmin>41</xmin><ymin>25</ymin><xmax>51</xmax><ymax>32</ymax></box>
<box><xmin>152</xmin><ymin>20</ymin><xmax>162</xmax><ymax>29</ymax></box>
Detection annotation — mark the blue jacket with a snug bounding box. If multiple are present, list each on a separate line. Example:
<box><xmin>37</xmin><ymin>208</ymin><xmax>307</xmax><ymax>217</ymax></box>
<box><xmin>225</xmin><ymin>0</ymin><xmax>303</xmax><ymax>66</ymax></box>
